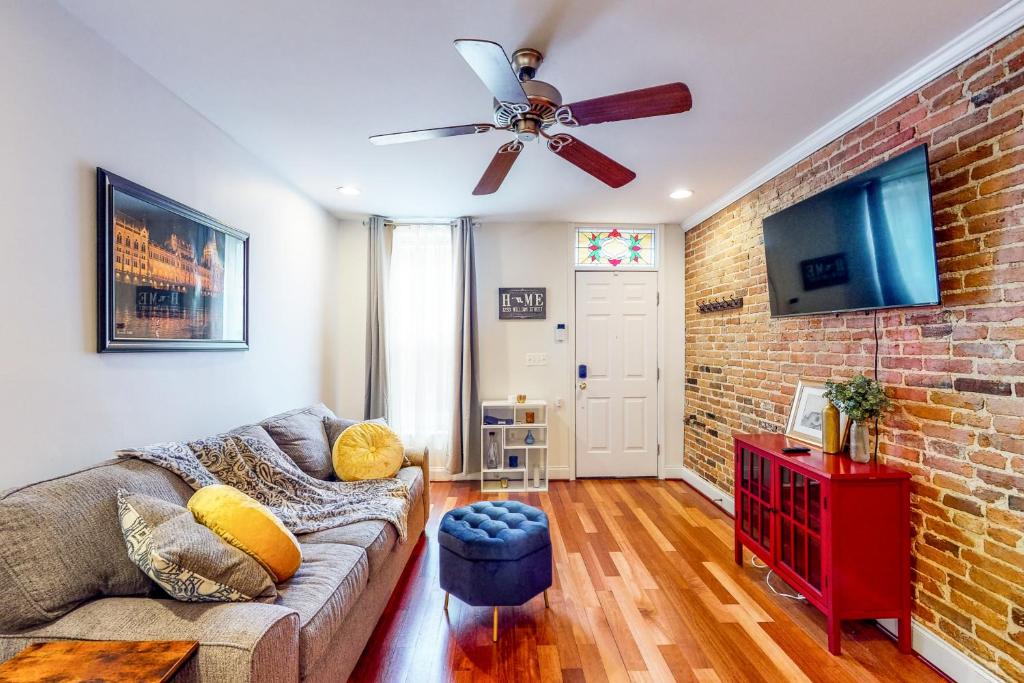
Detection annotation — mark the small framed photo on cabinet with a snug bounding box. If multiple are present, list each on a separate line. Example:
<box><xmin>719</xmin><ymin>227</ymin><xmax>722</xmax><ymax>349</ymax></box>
<box><xmin>785</xmin><ymin>379</ymin><xmax>848</xmax><ymax>447</ymax></box>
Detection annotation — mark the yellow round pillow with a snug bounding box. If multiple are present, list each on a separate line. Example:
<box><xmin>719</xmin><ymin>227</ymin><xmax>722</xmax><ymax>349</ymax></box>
<box><xmin>333</xmin><ymin>422</ymin><xmax>404</xmax><ymax>481</ymax></box>
<box><xmin>187</xmin><ymin>485</ymin><xmax>302</xmax><ymax>582</ymax></box>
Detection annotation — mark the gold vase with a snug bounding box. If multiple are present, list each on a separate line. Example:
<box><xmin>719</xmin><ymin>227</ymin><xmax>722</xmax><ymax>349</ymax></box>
<box><xmin>823</xmin><ymin>401</ymin><xmax>841</xmax><ymax>454</ymax></box>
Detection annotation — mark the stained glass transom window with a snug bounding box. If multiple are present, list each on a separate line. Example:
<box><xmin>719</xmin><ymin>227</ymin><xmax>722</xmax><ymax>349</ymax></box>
<box><xmin>575</xmin><ymin>228</ymin><xmax>657</xmax><ymax>268</ymax></box>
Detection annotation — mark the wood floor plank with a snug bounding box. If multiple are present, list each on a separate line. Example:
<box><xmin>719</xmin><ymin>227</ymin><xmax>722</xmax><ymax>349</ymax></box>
<box><xmin>352</xmin><ymin>480</ymin><xmax>944</xmax><ymax>683</ymax></box>
<box><xmin>604</xmin><ymin>577</ymin><xmax>675</xmax><ymax>679</ymax></box>
<box><xmin>702</xmin><ymin>562</ymin><xmax>772</xmax><ymax>623</ymax></box>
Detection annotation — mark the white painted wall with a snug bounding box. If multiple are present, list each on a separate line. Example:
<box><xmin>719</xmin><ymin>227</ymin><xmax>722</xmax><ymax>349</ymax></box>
<box><xmin>326</xmin><ymin>222</ymin><xmax>687</xmax><ymax>481</ymax></box>
<box><xmin>330</xmin><ymin>219</ymin><xmax>370</xmax><ymax>420</ymax></box>
<box><xmin>477</xmin><ymin>222</ymin><xmax>686</xmax><ymax>479</ymax></box>
<box><xmin>0</xmin><ymin>1</ymin><xmax>339</xmax><ymax>489</ymax></box>
<box><xmin>475</xmin><ymin>222</ymin><xmax>573</xmax><ymax>478</ymax></box>
<box><xmin>661</xmin><ymin>226</ymin><xmax>687</xmax><ymax>478</ymax></box>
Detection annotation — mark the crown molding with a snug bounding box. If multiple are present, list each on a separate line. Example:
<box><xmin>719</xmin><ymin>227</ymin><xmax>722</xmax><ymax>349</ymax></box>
<box><xmin>681</xmin><ymin>0</ymin><xmax>1024</xmax><ymax>231</ymax></box>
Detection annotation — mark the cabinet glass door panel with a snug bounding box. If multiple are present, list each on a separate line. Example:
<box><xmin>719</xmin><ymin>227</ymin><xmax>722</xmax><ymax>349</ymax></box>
<box><xmin>808</xmin><ymin>478</ymin><xmax>822</xmax><ymax>534</ymax></box>
<box><xmin>780</xmin><ymin>467</ymin><xmax>791</xmax><ymax>516</ymax></box>
<box><xmin>760</xmin><ymin>504</ymin><xmax>770</xmax><ymax>547</ymax></box>
<box><xmin>775</xmin><ymin>463</ymin><xmax>822</xmax><ymax>597</ymax></box>
<box><xmin>760</xmin><ymin>457</ymin><xmax>771</xmax><ymax>501</ymax></box>
<box><xmin>793</xmin><ymin>472</ymin><xmax>806</xmax><ymax>524</ymax></box>
<box><xmin>781</xmin><ymin>518</ymin><xmax>792</xmax><ymax>568</ymax></box>
<box><xmin>808</xmin><ymin>535</ymin><xmax>822</xmax><ymax>590</ymax></box>
<box><xmin>737</xmin><ymin>448</ymin><xmax>771</xmax><ymax>555</ymax></box>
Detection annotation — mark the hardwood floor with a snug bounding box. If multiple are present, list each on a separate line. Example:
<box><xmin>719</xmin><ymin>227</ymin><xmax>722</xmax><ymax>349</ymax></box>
<box><xmin>351</xmin><ymin>480</ymin><xmax>944</xmax><ymax>682</ymax></box>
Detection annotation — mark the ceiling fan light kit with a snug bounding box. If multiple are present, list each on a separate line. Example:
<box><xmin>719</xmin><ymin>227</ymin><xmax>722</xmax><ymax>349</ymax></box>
<box><xmin>370</xmin><ymin>39</ymin><xmax>692</xmax><ymax>195</ymax></box>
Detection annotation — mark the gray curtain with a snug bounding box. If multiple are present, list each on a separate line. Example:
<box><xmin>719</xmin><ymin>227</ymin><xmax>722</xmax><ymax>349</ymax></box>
<box><xmin>364</xmin><ymin>216</ymin><xmax>390</xmax><ymax>420</ymax></box>
<box><xmin>448</xmin><ymin>217</ymin><xmax>479</xmax><ymax>474</ymax></box>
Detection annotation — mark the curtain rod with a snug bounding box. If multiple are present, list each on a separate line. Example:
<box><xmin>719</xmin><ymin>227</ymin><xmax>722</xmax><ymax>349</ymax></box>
<box><xmin>362</xmin><ymin>217</ymin><xmax>480</xmax><ymax>228</ymax></box>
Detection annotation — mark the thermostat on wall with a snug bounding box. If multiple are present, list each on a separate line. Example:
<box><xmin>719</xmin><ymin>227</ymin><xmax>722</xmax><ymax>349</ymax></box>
<box><xmin>554</xmin><ymin>323</ymin><xmax>567</xmax><ymax>343</ymax></box>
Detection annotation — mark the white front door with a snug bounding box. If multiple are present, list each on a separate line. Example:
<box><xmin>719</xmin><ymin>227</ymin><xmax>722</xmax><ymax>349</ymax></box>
<box><xmin>575</xmin><ymin>270</ymin><xmax>658</xmax><ymax>477</ymax></box>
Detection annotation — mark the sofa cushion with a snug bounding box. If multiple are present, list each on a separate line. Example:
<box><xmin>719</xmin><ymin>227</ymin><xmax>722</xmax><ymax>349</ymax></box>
<box><xmin>118</xmin><ymin>491</ymin><xmax>277</xmax><ymax>602</ymax></box>
<box><xmin>228</xmin><ymin>424</ymin><xmax>281</xmax><ymax>451</ymax></box>
<box><xmin>297</xmin><ymin>466</ymin><xmax>423</xmax><ymax>574</ymax></box>
<box><xmin>0</xmin><ymin>458</ymin><xmax>194</xmax><ymax>630</ymax></box>
<box><xmin>322</xmin><ymin>417</ymin><xmax>386</xmax><ymax>451</ymax></box>
<box><xmin>260</xmin><ymin>404</ymin><xmax>337</xmax><ymax>480</ymax></box>
<box><xmin>298</xmin><ymin>521</ymin><xmax>394</xmax><ymax>576</ymax></box>
<box><xmin>274</xmin><ymin>543</ymin><xmax>368</xmax><ymax>679</ymax></box>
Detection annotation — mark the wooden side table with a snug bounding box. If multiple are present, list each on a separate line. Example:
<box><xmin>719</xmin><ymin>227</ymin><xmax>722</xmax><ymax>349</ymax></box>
<box><xmin>0</xmin><ymin>640</ymin><xmax>198</xmax><ymax>682</ymax></box>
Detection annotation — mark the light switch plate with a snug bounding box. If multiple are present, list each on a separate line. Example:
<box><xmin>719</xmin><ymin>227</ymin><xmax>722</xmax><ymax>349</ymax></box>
<box><xmin>526</xmin><ymin>353</ymin><xmax>549</xmax><ymax>366</ymax></box>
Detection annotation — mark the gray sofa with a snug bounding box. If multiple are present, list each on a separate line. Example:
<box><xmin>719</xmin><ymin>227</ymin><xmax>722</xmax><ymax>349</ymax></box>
<box><xmin>0</xmin><ymin>404</ymin><xmax>429</xmax><ymax>682</ymax></box>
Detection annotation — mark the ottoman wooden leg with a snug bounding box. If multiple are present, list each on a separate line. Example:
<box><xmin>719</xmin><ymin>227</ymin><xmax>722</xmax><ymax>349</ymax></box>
<box><xmin>493</xmin><ymin>607</ymin><xmax>498</xmax><ymax>642</ymax></box>
<box><xmin>543</xmin><ymin>590</ymin><xmax>549</xmax><ymax>608</ymax></box>
<box><xmin>444</xmin><ymin>592</ymin><xmax>449</xmax><ymax>611</ymax></box>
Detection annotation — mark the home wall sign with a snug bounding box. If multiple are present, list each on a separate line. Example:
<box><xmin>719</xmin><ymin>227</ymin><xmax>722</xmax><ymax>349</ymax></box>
<box><xmin>499</xmin><ymin>288</ymin><xmax>546</xmax><ymax>320</ymax></box>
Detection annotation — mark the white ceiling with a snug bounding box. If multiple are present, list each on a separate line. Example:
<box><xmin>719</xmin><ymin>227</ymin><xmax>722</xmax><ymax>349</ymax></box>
<box><xmin>60</xmin><ymin>0</ymin><xmax>1009</xmax><ymax>224</ymax></box>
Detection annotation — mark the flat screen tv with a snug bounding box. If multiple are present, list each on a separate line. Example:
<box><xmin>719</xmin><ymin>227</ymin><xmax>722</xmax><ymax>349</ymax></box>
<box><xmin>763</xmin><ymin>144</ymin><xmax>940</xmax><ymax>317</ymax></box>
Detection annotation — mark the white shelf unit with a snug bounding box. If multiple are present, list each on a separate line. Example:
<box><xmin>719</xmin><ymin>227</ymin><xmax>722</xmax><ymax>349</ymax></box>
<box><xmin>481</xmin><ymin>400</ymin><xmax>548</xmax><ymax>493</ymax></box>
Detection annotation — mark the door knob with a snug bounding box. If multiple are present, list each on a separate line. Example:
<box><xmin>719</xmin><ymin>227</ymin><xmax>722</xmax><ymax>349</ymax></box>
<box><xmin>578</xmin><ymin>381</ymin><xmax>587</xmax><ymax>390</ymax></box>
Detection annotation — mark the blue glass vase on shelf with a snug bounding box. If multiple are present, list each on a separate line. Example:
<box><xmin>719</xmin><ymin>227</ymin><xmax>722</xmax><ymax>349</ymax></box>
<box><xmin>525</xmin><ymin>430</ymin><xmax>535</xmax><ymax>445</ymax></box>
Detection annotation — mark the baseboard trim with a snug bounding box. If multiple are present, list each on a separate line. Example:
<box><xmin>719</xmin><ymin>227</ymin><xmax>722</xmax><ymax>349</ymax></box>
<box><xmin>662</xmin><ymin>467</ymin><xmax>685</xmax><ymax>480</ymax></box>
<box><xmin>876</xmin><ymin>619</ymin><xmax>1003</xmax><ymax>683</ymax></box>
<box><xmin>428</xmin><ymin>467</ymin><xmax>475</xmax><ymax>482</ymax></box>
<box><xmin>682</xmin><ymin>0</ymin><xmax>1024</xmax><ymax>230</ymax></box>
<box><xmin>678</xmin><ymin>466</ymin><xmax>735</xmax><ymax>516</ymax></box>
<box><xmin>431</xmin><ymin>466</ymin><xmax>572</xmax><ymax>482</ymax></box>
<box><xmin>549</xmin><ymin>466</ymin><xmax>571</xmax><ymax>480</ymax></box>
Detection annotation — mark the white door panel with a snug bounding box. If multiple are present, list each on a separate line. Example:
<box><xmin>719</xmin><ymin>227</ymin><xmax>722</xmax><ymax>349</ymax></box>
<box><xmin>575</xmin><ymin>271</ymin><xmax>658</xmax><ymax>477</ymax></box>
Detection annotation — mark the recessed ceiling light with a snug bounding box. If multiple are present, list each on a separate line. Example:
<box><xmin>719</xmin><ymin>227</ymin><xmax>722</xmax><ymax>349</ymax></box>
<box><xmin>669</xmin><ymin>188</ymin><xmax>693</xmax><ymax>199</ymax></box>
<box><xmin>336</xmin><ymin>186</ymin><xmax>361</xmax><ymax>196</ymax></box>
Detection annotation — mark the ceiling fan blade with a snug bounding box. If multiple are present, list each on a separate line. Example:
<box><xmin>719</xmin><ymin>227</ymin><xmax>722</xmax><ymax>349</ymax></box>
<box><xmin>559</xmin><ymin>83</ymin><xmax>692</xmax><ymax>126</ymax></box>
<box><xmin>473</xmin><ymin>141</ymin><xmax>523</xmax><ymax>195</ymax></box>
<box><xmin>453</xmin><ymin>39</ymin><xmax>530</xmax><ymax>106</ymax></box>
<box><xmin>369</xmin><ymin>123</ymin><xmax>495</xmax><ymax>145</ymax></box>
<box><xmin>546</xmin><ymin>134</ymin><xmax>635</xmax><ymax>188</ymax></box>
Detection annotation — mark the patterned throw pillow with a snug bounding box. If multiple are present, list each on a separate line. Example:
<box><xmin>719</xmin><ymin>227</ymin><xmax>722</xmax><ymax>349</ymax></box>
<box><xmin>117</xmin><ymin>490</ymin><xmax>277</xmax><ymax>602</ymax></box>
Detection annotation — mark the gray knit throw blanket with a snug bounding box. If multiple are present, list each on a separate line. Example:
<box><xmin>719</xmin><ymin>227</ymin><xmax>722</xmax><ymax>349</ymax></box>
<box><xmin>118</xmin><ymin>433</ymin><xmax>410</xmax><ymax>542</ymax></box>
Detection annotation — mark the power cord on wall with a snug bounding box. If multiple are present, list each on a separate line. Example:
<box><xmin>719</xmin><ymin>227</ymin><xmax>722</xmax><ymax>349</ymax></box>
<box><xmin>873</xmin><ymin>309</ymin><xmax>880</xmax><ymax>462</ymax></box>
<box><xmin>749</xmin><ymin>556</ymin><xmax>806</xmax><ymax>601</ymax></box>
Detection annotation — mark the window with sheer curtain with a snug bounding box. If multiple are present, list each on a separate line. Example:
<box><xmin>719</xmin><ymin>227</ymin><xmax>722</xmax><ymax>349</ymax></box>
<box><xmin>386</xmin><ymin>224</ymin><xmax>455</xmax><ymax>462</ymax></box>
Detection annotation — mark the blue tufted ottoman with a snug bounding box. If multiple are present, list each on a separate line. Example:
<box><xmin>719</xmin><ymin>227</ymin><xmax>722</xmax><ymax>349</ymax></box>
<box><xmin>439</xmin><ymin>500</ymin><xmax>552</xmax><ymax>641</ymax></box>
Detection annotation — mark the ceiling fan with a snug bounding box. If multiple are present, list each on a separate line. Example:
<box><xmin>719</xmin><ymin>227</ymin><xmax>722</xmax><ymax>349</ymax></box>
<box><xmin>369</xmin><ymin>39</ymin><xmax>692</xmax><ymax>195</ymax></box>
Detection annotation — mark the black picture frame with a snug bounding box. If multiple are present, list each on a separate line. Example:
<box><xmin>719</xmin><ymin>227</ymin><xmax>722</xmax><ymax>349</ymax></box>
<box><xmin>97</xmin><ymin>168</ymin><xmax>249</xmax><ymax>352</ymax></box>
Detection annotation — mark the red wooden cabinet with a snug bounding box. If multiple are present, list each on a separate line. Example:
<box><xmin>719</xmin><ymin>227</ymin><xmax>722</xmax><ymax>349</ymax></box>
<box><xmin>733</xmin><ymin>433</ymin><xmax>912</xmax><ymax>655</ymax></box>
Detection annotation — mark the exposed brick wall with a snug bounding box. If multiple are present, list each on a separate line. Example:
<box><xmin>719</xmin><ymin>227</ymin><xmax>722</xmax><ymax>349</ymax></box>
<box><xmin>684</xmin><ymin>28</ymin><xmax>1024</xmax><ymax>680</ymax></box>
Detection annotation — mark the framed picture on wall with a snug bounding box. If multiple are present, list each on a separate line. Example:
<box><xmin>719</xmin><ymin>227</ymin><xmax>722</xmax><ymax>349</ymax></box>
<box><xmin>97</xmin><ymin>168</ymin><xmax>249</xmax><ymax>352</ymax></box>
<box><xmin>785</xmin><ymin>379</ymin><xmax>848</xmax><ymax>447</ymax></box>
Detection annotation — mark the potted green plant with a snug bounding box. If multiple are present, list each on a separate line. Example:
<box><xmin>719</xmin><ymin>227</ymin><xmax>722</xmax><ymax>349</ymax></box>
<box><xmin>823</xmin><ymin>374</ymin><xmax>891</xmax><ymax>463</ymax></box>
